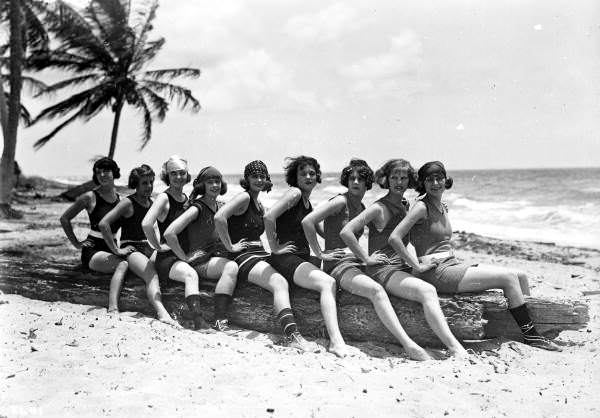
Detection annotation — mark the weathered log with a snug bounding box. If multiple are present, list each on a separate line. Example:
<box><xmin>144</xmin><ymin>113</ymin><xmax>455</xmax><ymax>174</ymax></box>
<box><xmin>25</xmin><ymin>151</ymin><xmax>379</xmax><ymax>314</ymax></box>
<box><xmin>0</xmin><ymin>256</ymin><xmax>589</xmax><ymax>347</ymax></box>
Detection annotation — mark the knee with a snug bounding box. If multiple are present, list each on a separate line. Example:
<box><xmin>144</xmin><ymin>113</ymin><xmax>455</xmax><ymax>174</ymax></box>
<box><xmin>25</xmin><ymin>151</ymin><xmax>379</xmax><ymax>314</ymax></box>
<box><xmin>271</xmin><ymin>275</ymin><xmax>289</xmax><ymax>292</ymax></box>
<box><xmin>223</xmin><ymin>261</ymin><xmax>238</xmax><ymax>278</ymax></box>
<box><xmin>418</xmin><ymin>283</ymin><xmax>439</xmax><ymax>304</ymax></box>
<box><xmin>369</xmin><ymin>283</ymin><xmax>388</xmax><ymax>303</ymax></box>
<box><xmin>500</xmin><ymin>271</ymin><xmax>521</xmax><ymax>291</ymax></box>
<box><xmin>319</xmin><ymin>275</ymin><xmax>337</xmax><ymax>293</ymax></box>
<box><xmin>116</xmin><ymin>260</ymin><xmax>128</xmax><ymax>271</ymax></box>
<box><xmin>183</xmin><ymin>270</ymin><xmax>199</xmax><ymax>285</ymax></box>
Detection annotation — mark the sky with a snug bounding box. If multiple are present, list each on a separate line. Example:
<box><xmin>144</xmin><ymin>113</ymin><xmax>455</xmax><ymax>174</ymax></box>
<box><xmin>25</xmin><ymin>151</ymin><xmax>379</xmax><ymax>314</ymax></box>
<box><xmin>6</xmin><ymin>0</ymin><xmax>600</xmax><ymax>177</ymax></box>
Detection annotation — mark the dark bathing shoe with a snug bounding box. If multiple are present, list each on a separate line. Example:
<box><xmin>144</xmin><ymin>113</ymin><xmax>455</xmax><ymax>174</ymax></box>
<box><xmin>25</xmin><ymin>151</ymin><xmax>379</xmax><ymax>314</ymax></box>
<box><xmin>523</xmin><ymin>335</ymin><xmax>562</xmax><ymax>352</ymax></box>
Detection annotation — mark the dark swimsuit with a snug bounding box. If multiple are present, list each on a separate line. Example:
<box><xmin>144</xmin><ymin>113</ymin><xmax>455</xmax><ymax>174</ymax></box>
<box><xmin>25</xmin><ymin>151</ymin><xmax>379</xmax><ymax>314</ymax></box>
<box><xmin>364</xmin><ymin>195</ymin><xmax>412</xmax><ymax>288</ymax></box>
<box><xmin>227</xmin><ymin>192</ymin><xmax>270</xmax><ymax>281</ymax></box>
<box><xmin>322</xmin><ymin>193</ymin><xmax>365</xmax><ymax>281</ymax></box>
<box><xmin>409</xmin><ymin>195</ymin><xmax>469</xmax><ymax>293</ymax></box>
<box><xmin>118</xmin><ymin>195</ymin><xmax>154</xmax><ymax>258</ymax></box>
<box><xmin>269</xmin><ymin>191</ymin><xmax>320</xmax><ymax>281</ymax></box>
<box><xmin>81</xmin><ymin>190</ymin><xmax>120</xmax><ymax>269</ymax></box>
<box><xmin>155</xmin><ymin>192</ymin><xmax>188</xmax><ymax>281</ymax></box>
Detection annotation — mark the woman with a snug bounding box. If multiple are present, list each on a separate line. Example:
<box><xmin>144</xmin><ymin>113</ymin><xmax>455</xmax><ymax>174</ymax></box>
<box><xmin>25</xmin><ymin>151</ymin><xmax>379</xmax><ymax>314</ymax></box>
<box><xmin>164</xmin><ymin>166</ymin><xmax>238</xmax><ymax>332</ymax></box>
<box><xmin>98</xmin><ymin>164</ymin><xmax>177</xmax><ymax>326</ymax></box>
<box><xmin>341</xmin><ymin>159</ymin><xmax>467</xmax><ymax>358</ymax></box>
<box><xmin>264</xmin><ymin>156</ymin><xmax>347</xmax><ymax>357</ymax></box>
<box><xmin>302</xmin><ymin>159</ymin><xmax>431</xmax><ymax>360</ymax></box>
<box><xmin>214</xmin><ymin>160</ymin><xmax>313</xmax><ymax>352</ymax></box>
<box><xmin>388</xmin><ymin>161</ymin><xmax>561</xmax><ymax>351</ymax></box>
<box><xmin>59</xmin><ymin>157</ymin><xmax>128</xmax><ymax>312</ymax></box>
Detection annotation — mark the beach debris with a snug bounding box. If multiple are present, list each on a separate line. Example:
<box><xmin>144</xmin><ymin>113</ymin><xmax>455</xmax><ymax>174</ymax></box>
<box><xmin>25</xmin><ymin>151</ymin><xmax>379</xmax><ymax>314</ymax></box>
<box><xmin>266</xmin><ymin>408</ymin><xmax>274</xmax><ymax>413</ymax></box>
<box><xmin>27</xmin><ymin>328</ymin><xmax>37</xmax><ymax>340</ymax></box>
<box><xmin>54</xmin><ymin>317</ymin><xmax>63</xmax><ymax>326</ymax></box>
<box><xmin>0</xmin><ymin>300</ymin><xmax>8</xmax><ymax>305</ymax></box>
<box><xmin>30</xmin><ymin>346</ymin><xmax>38</xmax><ymax>352</ymax></box>
<box><xmin>582</xmin><ymin>290</ymin><xmax>600</xmax><ymax>296</ymax></box>
<box><xmin>65</xmin><ymin>340</ymin><xmax>79</xmax><ymax>347</ymax></box>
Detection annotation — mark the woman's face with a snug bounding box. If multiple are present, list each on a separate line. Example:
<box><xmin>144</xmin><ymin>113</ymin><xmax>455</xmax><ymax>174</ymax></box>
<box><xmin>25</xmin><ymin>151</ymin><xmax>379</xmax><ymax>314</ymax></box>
<box><xmin>296</xmin><ymin>164</ymin><xmax>317</xmax><ymax>192</ymax></box>
<box><xmin>136</xmin><ymin>175</ymin><xmax>154</xmax><ymax>198</ymax></box>
<box><xmin>248</xmin><ymin>173</ymin><xmax>267</xmax><ymax>193</ymax></box>
<box><xmin>347</xmin><ymin>169</ymin><xmax>367</xmax><ymax>198</ymax></box>
<box><xmin>423</xmin><ymin>172</ymin><xmax>446</xmax><ymax>198</ymax></box>
<box><xmin>94</xmin><ymin>167</ymin><xmax>114</xmax><ymax>186</ymax></box>
<box><xmin>387</xmin><ymin>168</ymin><xmax>410</xmax><ymax>196</ymax></box>
<box><xmin>204</xmin><ymin>178</ymin><xmax>222</xmax><ymax>198</ymax></box>
<box><xmin>166</xmin><ymin>160</ymin><xmax>188</xmax><ymax>189</ymax></box>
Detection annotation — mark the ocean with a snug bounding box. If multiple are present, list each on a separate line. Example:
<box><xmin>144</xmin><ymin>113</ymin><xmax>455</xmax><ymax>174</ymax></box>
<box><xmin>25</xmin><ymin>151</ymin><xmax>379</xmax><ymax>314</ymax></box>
<box><xmin>54</xmin><ymin>167</ymin><xmax>600</xmax><ymax>250</ymax></box>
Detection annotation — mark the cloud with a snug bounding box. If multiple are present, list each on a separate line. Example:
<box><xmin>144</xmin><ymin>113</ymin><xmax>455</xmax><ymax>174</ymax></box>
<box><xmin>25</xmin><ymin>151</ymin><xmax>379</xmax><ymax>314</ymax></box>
<box><xmin>337</xmin><ymin>30</ymin><xmax>427</xmax><ymax>99</ymax></box>
<box><xmin>283</xmin><ymin>3</ymin><xmax>362</xmax><ymax>42</ymax></box>
<box><xmin>199</xmin><ymin>50</ymin><xmax>319</xmax><ymax>111</ymax></box>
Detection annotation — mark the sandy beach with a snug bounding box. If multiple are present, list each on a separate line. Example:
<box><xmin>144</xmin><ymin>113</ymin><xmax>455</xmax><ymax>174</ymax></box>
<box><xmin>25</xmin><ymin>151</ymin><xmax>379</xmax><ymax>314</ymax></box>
<box><xmin>1</xmin><ymin>191</ymin><xmax>599</xmax><ymax>417</ymax></box>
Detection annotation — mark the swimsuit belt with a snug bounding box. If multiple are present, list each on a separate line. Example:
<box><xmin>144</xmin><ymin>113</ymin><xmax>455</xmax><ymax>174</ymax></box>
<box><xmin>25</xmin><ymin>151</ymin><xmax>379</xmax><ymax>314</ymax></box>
<box><xmin>418</xmin><ymin>250</ymin><xmax>454</xmax><ymax>264</ymax></box>
<box><xmin>88</xmin><ymin>230</ymin><xmax>103</xmax><ymax>239</ymax></box>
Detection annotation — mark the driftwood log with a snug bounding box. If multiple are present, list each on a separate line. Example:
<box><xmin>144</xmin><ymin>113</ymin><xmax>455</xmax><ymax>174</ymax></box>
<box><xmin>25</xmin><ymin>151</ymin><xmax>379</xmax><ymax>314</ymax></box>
<box><xmin>0</xmin><ymin>256</ymin><xmax>589</xmax><ymax>347</ymax></box>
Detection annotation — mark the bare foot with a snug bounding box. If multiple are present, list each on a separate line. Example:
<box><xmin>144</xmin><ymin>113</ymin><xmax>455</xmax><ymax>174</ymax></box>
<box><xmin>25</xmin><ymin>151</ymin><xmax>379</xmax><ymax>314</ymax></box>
<box><xmin>157</xmin><ymin>313</ymin><xmax>182</xmax><ymax>328</ymax></box>
<box><xmin>106</xmin><ymin>308</ymin><xmax>119</xmax><ymax>319</ymax></box>
<box><xmin>328</xmin><ymin>342</ymin><xmax>348</xmax><ymax>358</ymax></box>
<box><xmin>405</xmin><ymin>345</ymin><xmax>433</xmax><ymax>361</ymax></box>
<box><xmin>448</xmin><ymin>346</ymin><xmax>469</xmax><ymax>359</ymax></box>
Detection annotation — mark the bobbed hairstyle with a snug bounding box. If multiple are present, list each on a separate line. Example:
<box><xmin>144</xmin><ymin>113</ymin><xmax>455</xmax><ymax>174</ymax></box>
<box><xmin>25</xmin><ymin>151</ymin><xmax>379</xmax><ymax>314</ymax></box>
<box><xmin>340</xmin><ymin>158</ymin><xmax>374</xmax><ymax>190</ymax></box>
<box><xmin>284</xmin><ymin>155</ymin><xmax>322</xmax><ymax>187</ymax></box>
<box><xmin>240</xmin><ymin>160</ymin><xmax>273</xmax><ymax>193</ymax></box>
<box><xmin>160</xmin><ymin>155</ymin><xmax>191</xmax><ymax>185</ymax></box>
<box><xmin>92</xmin><ymin>157</ymin><xmax>120</xmax><ymax>185</ymax></box>
<box><xmin>189</xmin><ymin>166</ymin><xmax>228</xmax><ymax>201</ymax></box>
<box><xmin>415</xmin><ymin>161</ymin><xmax>453</xmax><ymax>195</ymax></box>
<box><xmin>374</xmin><ymin>159</ymin><xmax>418</xmax><ymax>189</ymax></box>
<box><xmin>128</xmin><ymin>164</ymin><xmax>155</xmax><ymax>189</ymax></box>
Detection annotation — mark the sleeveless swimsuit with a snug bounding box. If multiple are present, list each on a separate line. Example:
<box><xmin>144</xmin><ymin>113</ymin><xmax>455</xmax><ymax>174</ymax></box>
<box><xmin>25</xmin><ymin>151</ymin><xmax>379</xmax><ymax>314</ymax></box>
<box><xmin>81</xmin><ymin>190</ymin><xmax>119</xmax><ymax>269</ymax></box>
<box><xmin>118</xmin><ymin>195</ymin><xmax>154</xmax><ymax>258</ymax></box>
<box><xmin>322</xmin><ymin>193</ymin><xmax>365</xmax><ymax>281</ymax></box>
<box><xmin>364</xmin><ymin>195</ymin><xmax>412</xmax><ymax>288</ymax></box>
<box><xmin>226</xmin><ymin>192</ymin><xmax>270</xmax><ymax>281</ymax></box>
<box><xmin>269</xmin><ymin>190</ymin><xmax>320</xmax><ymax>281</ymax></box>
<box><xmin>155</xmin><ymin>192</ymin><xmax>188</xmax><ymax>281</ymax></box>
<box><xmin>409</xmin><ymin>195</ymin><xmax>469</xmax><ymax>293</ymax></box>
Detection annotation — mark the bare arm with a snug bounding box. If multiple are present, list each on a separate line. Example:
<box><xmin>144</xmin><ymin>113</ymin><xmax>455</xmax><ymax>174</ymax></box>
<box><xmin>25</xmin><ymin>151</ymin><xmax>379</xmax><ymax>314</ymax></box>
<box><xmin>164</xmin><ymin>206</ymin><xmax>199</xmax><ymax>261</ymax></box>
<box><xmin>59</xmin><ymin>192</ymin><xmax>92</xmax><ymax>249</ymax></box>
<box><xmin>214</xmin><ymin>192</ymin><xmax>251</xmax><ymax>252</ymax></box>
<box><xmin>301</xmin><ymin>195</ymin><xmax>347</xmax><ymax>260</ymax></box>
<box><xmin>388</xmin><ymin>201</ymin><xmax>436</xmax><ymax>273</ymax></box>
<box><xmin>263</xmin><ymin>188</ymin><xmax>301</xmax><ymax>254</ymax></box>
<box><xmin>340</xmin><ymin>203</ymin><xmax>388</xmax><ymax>265</ymax></box>
<box><xmin>142</xmin><ymin>193</ymin><xmax>169</xmax><ymax>251</ymax></box>
<box><xmin>99</xmin><ymin>199</ymin><xmax>134</xmax><ymax>256</ymax></box>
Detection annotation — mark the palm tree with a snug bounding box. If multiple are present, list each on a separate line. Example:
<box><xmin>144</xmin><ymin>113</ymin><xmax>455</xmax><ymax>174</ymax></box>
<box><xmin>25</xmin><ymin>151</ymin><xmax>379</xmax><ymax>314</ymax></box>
<box><xmin>29</xmin><ymin>0</ymin><xmax>201</xmax><ymax>159</ymax></box>
<box><xmin>0</xmin><ymin>0</ymin><xmax>50</xmax><ymax>218</ymax></box>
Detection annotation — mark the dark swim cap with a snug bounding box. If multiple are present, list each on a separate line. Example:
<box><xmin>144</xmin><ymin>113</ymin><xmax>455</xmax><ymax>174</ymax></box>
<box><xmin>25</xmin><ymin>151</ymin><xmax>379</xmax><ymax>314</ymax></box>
<box><xmin>418</xmin><ymin>161</ymin><xmax>446</xmax><ymax>180</ymax></box>
<box><xmin>244</xmin><ymin>160</ymin><xmax>270</xmax><ymax>181</ymax></box>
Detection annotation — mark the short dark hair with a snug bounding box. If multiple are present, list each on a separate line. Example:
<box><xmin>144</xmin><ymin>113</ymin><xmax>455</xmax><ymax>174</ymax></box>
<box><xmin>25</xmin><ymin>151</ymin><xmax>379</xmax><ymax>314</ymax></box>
<box><xmin>189</xmin><ymin>167</ymin><xmax>228</xmax><ymax>201</ymax></box>
<box><xmin>284</xmin><ymin>155</ymin><xmax>322</xmax><ymax>187</ymax></box>
<box><xmin>416</xmin><ymin>161</ymin><xmax>453</xmax><ymax>195</ymax></box>
<box><xmin>92</xmin><ymin>157</ymin><xmax>120</xmax><ymax>185</ymax></box>
<box><xmin>374</xmin><ymin>159</ymin><xmax>417</xmax><ymax>189</ymax></box>
<box><xmin>340</xmin><ymin>159</ymin><xmax>374</xmax><ymax>190</ymax></box>
<box><xmin>128</xmin><ymin>164</ymin><xmax>155</xmax><ymax>189</ymax></box>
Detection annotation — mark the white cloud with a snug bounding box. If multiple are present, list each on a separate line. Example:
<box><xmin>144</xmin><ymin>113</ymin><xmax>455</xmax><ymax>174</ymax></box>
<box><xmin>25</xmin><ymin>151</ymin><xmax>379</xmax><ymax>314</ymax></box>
<box><xmin>533</xmin><ymin>24</ymin><xmax>543</xmax><ymax>31</ymax></box>
<box><xmin>456</xmin><ymin>123</ymin><xmax>465</xmax><ymax>130</ymax></box>
<box><xmin>337</xmin><ymin>30</ymin><xmax>426</xmax><ymax>99</ymax></box>
<box><xmin>283</xmin><ymin>3</ymin><xmax>362</xmax><ymax>42</ymax></box>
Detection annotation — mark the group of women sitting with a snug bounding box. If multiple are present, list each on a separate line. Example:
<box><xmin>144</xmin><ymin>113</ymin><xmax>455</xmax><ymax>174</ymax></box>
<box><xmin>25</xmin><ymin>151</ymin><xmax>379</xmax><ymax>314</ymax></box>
<box><xmin>60</xmin><ymin>155</ymin><xmax>561</xmax><ymax>359</ymax></box>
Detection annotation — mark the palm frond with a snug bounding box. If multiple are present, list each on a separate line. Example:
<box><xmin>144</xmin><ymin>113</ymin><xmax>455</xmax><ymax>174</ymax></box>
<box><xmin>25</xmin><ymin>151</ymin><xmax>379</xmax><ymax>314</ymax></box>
<box><xmin>142</xmin><ymin>68</ymin><xmax>200</xmax><ymax>81</ymax></box>
<box><xmin>124</xmin><ymin>89</ymin><xmax>153</xmax><ymax>149</ymax></box>
<box><xmin>21</xmin><ymin>75</ymin><xmax>48</xmax><ymax>96</ymax></box>
<box><xmin>33</xmin><ymin>107</ymin><xmax>89</xmax><ymax>149</ymax></box>
<box><xmin>33</xmin><ymin>84</ymin><xmax>113</xmax><ymax>122</ymax></box>
<box><xmin>19</xmin><ymin>103</ymin><xmax>33</xmax><ymax>127</ymax></box>
<box><xmin>141</xmin><ymin>79</ymin><xmax>201</xmax><ymax>112</ymax></box>
<box><xmin>26</xmin><ymin>50</ymin><xmax>101</xmax><ymax>73</ymax></box>
<box><xmin>131</xmin><ymin>38</ymin><xmax>164</xmax><ymax>71</ymax></box>
<box><xmin>131</xmin><ymin>0</ymin><xmax>159</xmax><ymax>59</ymax></box>
<box><xmin>138</xmin><ymin>86</ymin><xmax>168</xmax><ymax>121</ymax></box>
<box><xmin>35</xmin><ymin>73</ymin><xmax>103</xmax><ymax>96</ymax></box>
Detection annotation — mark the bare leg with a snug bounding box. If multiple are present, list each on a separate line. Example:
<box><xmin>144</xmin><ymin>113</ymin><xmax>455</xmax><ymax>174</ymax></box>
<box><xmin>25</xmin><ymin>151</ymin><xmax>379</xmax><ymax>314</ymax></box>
<box><xmin>88</xmin><ymin>251</ymin><xmax>128</xmax><ymax>313</ymax></box>
<box><xmin>293</xmin><ymin>263</ymin><xmax>347</xmax><ymax>357</ymax></box>
<box><xmin>385</xmin><ymin>272</ymin><xmax>467</xmax><ymax>358</ymax></box>
<box><xmin>340</xmin><ymin>271</ymin><xmax>431</xmax><ymax>361</ymax></box>
<box><xmin>127</xmin><ymin>252</ymin><xmax>180</xmax><ymax>327</ymax></box>
<box><xmin>169</xmin><ymin>261</ymin><xmax>200</xmax><ymax>297</ymax></box>
<box><xmin>202</xmin><ymin>257</ymin><xmax>238</xmax><ymax>295</ymax></box>
<box><xmin>458</xmin><ymin>264</ymin><xmax>525</xmax><ymax>308</ymax></box>
<box><xmin>247</xmin><ymin>261</ymin><xmax>291</xmax><ymax>313</ymax></box>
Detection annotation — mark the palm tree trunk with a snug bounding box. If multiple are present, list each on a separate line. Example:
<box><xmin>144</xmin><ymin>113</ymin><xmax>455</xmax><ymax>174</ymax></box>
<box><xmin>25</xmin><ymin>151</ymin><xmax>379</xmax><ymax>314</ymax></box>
<box><xmin>0</xmin><ymin>83</ymin><xmax>8</xmax><ymax>139</ymax></box>
<box><xmin>108</xmin><ymin>98</ymin><xmax>124</xmax><ymax>159</ymax></box>
<box><xmin>0</xmin><ymin>0</ymin><xmax>24</xmax><ymax>218</ymax></box>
